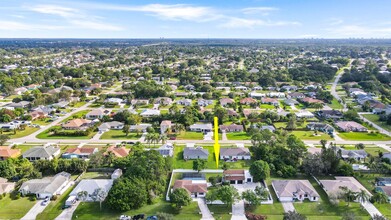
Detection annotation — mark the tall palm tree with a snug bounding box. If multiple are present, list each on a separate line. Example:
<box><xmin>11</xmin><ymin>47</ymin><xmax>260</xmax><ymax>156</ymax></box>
<box><xmin>339</xmin><ymin>186</ymin><xmax>357</xmax><ymax>206</ymax></box>
<box><xmin>77</xmin><ymin>191</ymin><xmax>88</xmax><ymax>202</ymax></box>
<box><xmin>145</xmin><ymin>133</ymin><xmax>153</xmax><ymax>146</ymax></box>
<box><xmin>160</xmin><ymin>134</ymin><xmax>168</xmax><ymax>144</ymax></box>
<box><xmin>174</xmin><ymin>123</ymin><xmax>185</xmax><ymax>134</ymax></box>
<box><xmin>356</xmin><ymin>189</ymin><xmax>370</xmax><ymax>204</ymax></box>
<box><xmin>372</xmin><ymin>192</ymin><xmax>388</xmax><ymax>204</ymax></box>
<box><xmin>152</xmin><ymin>133</ymin><xmax>160</xmax><ymax>146</ymax></box>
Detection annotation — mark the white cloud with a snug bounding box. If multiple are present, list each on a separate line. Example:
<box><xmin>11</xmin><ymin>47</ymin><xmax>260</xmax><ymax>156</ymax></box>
<box><xmin>0</xmin><ymin>20</ymin><xmax>65</xmax><ymax>31</ymax></box>
<box><xmin>241</xmin><ymin>7</ymin><xmax>278</xmax><ymax>15</ymax></box>
<box><xmin>326</xmin><ymin>24</ymin><xmax>391</xmax><ymax>37</ymax></box>
<box><xmin>89</xmin><ymin>3</ymin><xmax>218</xmax><ymax>22</ymax></box>
<box><xmin>220</xmin><ymin>17</ymin><xmax>301</xmax><ymax>29</ymax></box>
<box><xmin>69</xmin><ymin>20</ymin><xmax>123</xmax><ymax>31</ymax></box>
<box><xmin>29</xmin><ymin>5</ymin><xmax>78</xmax><ymax>18</ymax></box>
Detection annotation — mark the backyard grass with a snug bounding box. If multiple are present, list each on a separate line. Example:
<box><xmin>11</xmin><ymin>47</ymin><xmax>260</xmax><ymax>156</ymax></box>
<box><xmin>175</xmin><ymin>131</ymin><xmax>204</xmax><ymax>140</ymax></box>
<box><xmin>208</xmin><ymin>205</ymin><xmax>232</xmax><ymax>220</ymax></box>
<box><xmin>362</xmin><ymin>114</ymin><xmax>391</xmax><ymax>132</ymax></box>
<box><xmin>14</xmin><ymin>144</ymin><xmax>37</xmax><ymax>153</ymax></box>
<box><xmin>260</xmin><ymin>104</ymin><xmax>276</xmax><ymax>109</ymax></box>
<box><xmin>0</xmin><ymin>194</ymin><xmax>36</xmax><ymax>219</ymax></box>
<box><xmin>290</xmin><ymin>131</ymin><xmax>333</xmax><ymax>140</ymax></box>
<box><xmin>80</xmin><ymin>172</ymin><xmax>111</xmax><ymax>180</ymax></box>
<box><xmin>338</xmin><ymin>132</ymin><xmax>391</xmax><ymax>141</ymax></box>
<box><xmin>36</xmin><ymin>127</ymin><xmax>97</xmax><ymax>140</ymax></box>
<box><xmin>3</xmin><ymin>127</ymin><xmax>39</xmax><ymax>138</ymax></box>
<box><xmin>226</xmin><ymin>132</ymin><xmax>251</xmax><ymax>140</ymax></box>
<box><xmin>33</xmin><ymin>118</ymin><xmax>52</xmax><ymax>126</ymax></box>
<box><xmin>100</xmin><ymin>130</ymin><xmax>142</xmax><ymax>140</ymax></box>
<box><xmin>61</xmin><ymin>110</ymin><xmax>90</xmax><ymax>122</ymax></box>
<box><xmin>172</xmin><ymin>145</ymin><xmax>251</xmax><ymax>169</ymax></box>
<box><xmin>72</xmin><ymin>200</ymin><xmax>201</xmax><ymax>220</ymax></box>
<box><xmin>70</xmin><ymin>101</ymin><xmax>87</xmax><ymax>108</ymax></box>
<box><xmin>364</xmin><ymin>147</ymin><xmax>389</xmax><ymax>157</ymax></box>
<box><xmin>36</xmin><ymin>185</ymin><xmax>75</xmax><ymax>220</ymax></box>
<box><xmin>246</xmin><ymin>204</ymin><xmax>284</xmax><ymax>220</ymax></box>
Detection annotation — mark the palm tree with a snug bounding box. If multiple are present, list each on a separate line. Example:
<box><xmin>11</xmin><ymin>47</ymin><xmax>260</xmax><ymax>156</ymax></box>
<box><xmin>77</xmin><ymin>191</ymin><xmax>88</xmax><ymax>202</ymax></box>
<box><xmin>145</xmin><ymin>133</ymin><xmax>153</xmax><ymax>146</ymax></box>
<box><xmin>356</xmin><ymin>189</ymin><xmax>370</xmax><ymax>204</ymax></box>
<box><xmin>372</xmin><ymin>192</ymin><xmax>389</xmax><ymax>204</ymax></box>
<box><xmin>152</xmin><ymin>133</ymin><xmax>160</xmax><ymax>146</ymax></box>
<box><xmin>174</xmin><ymin>123</ymin><xmax>185</xmax><ymax>134</ymax></box>
<box><xmin>339</xmin><ymin>186</ymin><xmax>357</xmax><ymax>206</ymax></box>
<box><xmin>160</xmin><ymin>134</ymin><xmax>168</xmax><ymax>144</ymax></box>
<box><xmin>320</xmin><ymin>139</ymin><xmax>327</xmax><ymax>148</ymax></box>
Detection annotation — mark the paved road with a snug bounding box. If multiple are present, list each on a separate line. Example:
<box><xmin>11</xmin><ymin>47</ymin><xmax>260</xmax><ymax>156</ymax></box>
<box><xmin>359</xmin><ymin>113</ymin><xmax>391</xmax><ymax>137</ymax></box>
<box><xmin>21</xmin><ymin>200</ymin><xmax>50</xmax><ymax>220</ymax></box>
<box><xmin>55</xmin><ymin>201</ymin><xmax>80</xmax><ymax>220</ymax></box>
<box><xmin>196</xmin><ymin>198</ymin><xmax>214</xmax><ymax>220</ymax></box>
<box><xmin>330</xmin><ymin>60</ymin><xmax>353</xmax><ymax>112</ymax></box>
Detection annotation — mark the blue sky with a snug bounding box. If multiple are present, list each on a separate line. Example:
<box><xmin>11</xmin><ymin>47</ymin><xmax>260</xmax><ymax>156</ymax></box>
<box><xmin>0</xmin><ymin>0</ymin><xmax>391</xmax><ymax>38</ymax></box>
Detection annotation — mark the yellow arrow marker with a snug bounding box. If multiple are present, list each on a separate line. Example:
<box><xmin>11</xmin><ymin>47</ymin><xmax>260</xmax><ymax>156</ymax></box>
<box><xmin>214</xmin><ymin>117</ymin><xmax>220</xmax><ymax>168</ymax></box>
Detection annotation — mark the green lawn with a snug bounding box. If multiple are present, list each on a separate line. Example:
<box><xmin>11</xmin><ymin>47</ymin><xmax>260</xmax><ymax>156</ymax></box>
<box><xmin>36</xmin><ymin>185</ymin><xmax>75</xmax><ymax>220</ymax></box>
<box><xmin>375</xmin><ymin>203</ymin><xmax>391</xmax><ymax>219</ymax></box>
<box><xmin>33</xmin><ymin>118</ymin><xmax>52</xmax><ymax>126</ymax></box>
<box><xmin>172</xmin><ymin>145</ymin><xmax>251</xmax><ymax>169</ymax></box>
<box><xmin>260</xmin><ymin>104</ymin><xmax>276</xmax><ymax>109</ymax></box>
<box><xmin>364</xmin><ymin>147</ymin><xmax>389</xmax><ymax>157</ymax></box>
<box><xmin>327</xmin><ymin>98</ymin><xmax>343</xmax><ymax>109</ymax></box>
<box><xmin>208</xmin><ymin>205</ymin><xmax>231</xmax><ymax>220</ymax></box>
<box><xmin>70</xmin><ymin>101</ymin><xmax>87</xmax><ymax>108</ymax></box>
<box><xmin>3</xmin><ymin>127</ymin><xmax>39</xmax><ymax>138</ymax></box>
<box><xmin>72</xmin><ymin>200</ymin><xmax>201</xmax><ymax>220</ymax></box>
<box><xmin>100</xmin><ymin>130</ymin><xmax>142</xmax><ymax>140</ymax></box>
<box><xmin>290</xmin><ymin>131</ymin><xmax>333</xmax><ymax>140</ymax></box>
<box><xmin>175</xmin><ymin>131</ymin><xmax>204</xmax><ymax>140</ymax></box>
<box><xmin>0</xmin><ymin>194</ymin><xmax>36</xmax><ymax>219</ymax></box>
<box><xmin>246</xmin><ymin>204</ymin><xmax>284</xmax><ymax>220</ymax></box>
<box><xmin>338</xmin><ymin>132</ymin><xmax>391</xmax><ymax>141</ymax></box>
<box><xmin>36</xmin><ymin>127</ymin><xmax>97</xmax><ymax>140</ymax></box>
<box><xmin>362</xmin><ymin>114</ymin><xmax>391</xmax><ymax>132</ymax></box>
<box><xmin>61</xmin><ymin>110</ymin><xmax>90</xmax><ymax>122</ymax></box>
<box><xmin>226</xmin><ymin>132</ymin><xmax>251</xmax><ymax>140</ymax></box>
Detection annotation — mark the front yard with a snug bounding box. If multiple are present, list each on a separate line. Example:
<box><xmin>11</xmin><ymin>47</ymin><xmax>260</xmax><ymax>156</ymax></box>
<box><xmin>3</xmin><ymin>127</ymin><xmax>39</xmax><ymax>138</ymax></box>
<box><xmin>226</xmin><ymin>132</ymin><xmax>251</xmax><ymax>140</ymax></box>
<box><xmin>0</xmin><ymin>194</ymin><xmax>36</xmax><ymax>219</ymax></box>
<box><xmin>362</xmin><ymin>114</ymin><xmax>391</xmax><ymax>132</ymax></box>
<box><xmin>100</xmin><ymin>130</ymin><xmax>142</xmax><ymax>140</ymax></box>
<box><xmin>36</xmin><ymin>127</ymin><xmax>97</xmax><ymax>139</ymax></box>
<box><xmin>175</xmin><ymin>131</ymin><xmax>204</xmax><ymax>140</ymax></box>
<box><xmin>338</xmin><ymin>132</ymin><xmax>391</xmax><ymax>141</ymax></box>
<box><xmin>290</xmin><ymin>131</ymin><xmax>334</xmax><ymax>140</ymax></box>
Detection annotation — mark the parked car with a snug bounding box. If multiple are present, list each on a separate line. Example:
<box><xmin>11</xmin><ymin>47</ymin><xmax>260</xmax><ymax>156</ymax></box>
<box><xmin>146</xmin><ymin>216</ymin><xmax>157</xmax><ymax>220</ymax></box>
<box><xmin>41</xmin><ymin>197</ymin><xmax>49</xmax><ymax>206</ymax></box>
<box><xmin>133</xmin><ymin>214</ymin><xmax>145</xmax><ymax>220</ymax></box>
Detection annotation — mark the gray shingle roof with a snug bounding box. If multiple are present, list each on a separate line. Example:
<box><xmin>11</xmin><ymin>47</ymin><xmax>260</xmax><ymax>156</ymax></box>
<box><xmin>22</xmin><ymin>146</ymin><xmax>60</xmax><ymax>158</ymax></box>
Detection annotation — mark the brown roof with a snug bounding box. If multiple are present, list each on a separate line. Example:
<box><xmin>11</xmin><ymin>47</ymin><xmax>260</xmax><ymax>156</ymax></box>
<box><xmin>173</xmin><ymin>180</ymin><xmax>207</xmax><ymax>194</ymax></box>
<box><xmin>261</xmin><ymin>97</ymin><xmax>278</xmax><ymax>103</ymax></box>
<box><xmin>378</xmin><ymin>186</ymin><xmax>391</xmax><ymax>196</ymax></box>
<box><xmin>0</xmin><ymin>146</ymin><xmax>21</xmax><ymax>158</ymax></box>
<box><xmin>161</xmin><ymin>120</ymin><xmax>172</xmax><ymax>126</ymax></box>
<box><xmin>105</xmin><ymin>146</ymin><xmax>130</xmax><ymax>158</ymax></box>
<box><xmin>301</xmin><ymin>97</ymin><xmax>324</xmax><ymax>104</ymax></box>
<box><xmin>240</xmin><ymin>98</ymin><xmax>257</xmax><ymax>104</ymax></box>
<box><xmin>66</xmin><ymin>148</ymin><xmax>96</xmax><ymax>154</ymax></box>
<box><xmin>63</xmin><ymin>119</ymin><xmax>91</xmax><ymax>128</ymax></box>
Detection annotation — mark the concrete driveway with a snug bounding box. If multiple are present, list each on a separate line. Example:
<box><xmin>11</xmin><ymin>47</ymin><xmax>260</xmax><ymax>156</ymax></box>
<box><xmin>21</xmin><ymin>200</ymin><xmax>50</xmax><ymax>220</ymax></box>
<box><xmin>231</xmin><ymin>200</ymin><xmax>247</xmax><ymax>220</ymax></box>
<box><xmin>281</xmin><ymin>202</ymin><xmax>295</xmax><ymax>212</ymax></box>
<box><xmin>196</xmin><ymin>198</ymin><xmax>214</xmax><ymax>220</ymax></box>
<box><xmin>55</xmin><ymin>201</ymin><xmax>80</xmax><ymax>220</ymax></box>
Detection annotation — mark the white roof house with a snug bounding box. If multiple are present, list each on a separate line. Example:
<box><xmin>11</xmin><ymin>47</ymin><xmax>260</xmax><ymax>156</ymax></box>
<box><xmin>69</xmin><ymin>179</ymin><xmax>114</xmax><ymax>202</ymax></box>
<box><xmin>140</xmin><ymin>109</ymin><xmax>160</xmax><ymax>117</ymax></box>
<box><xmin>295</xmin><ymin>110</ymin><xmax>314</xmax><ymax>118</ymax></box>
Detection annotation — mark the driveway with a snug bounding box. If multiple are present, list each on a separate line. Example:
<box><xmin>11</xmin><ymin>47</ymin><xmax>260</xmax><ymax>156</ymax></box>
<box><xmin>196</xmin><ymin>198</ymin><xmax>214</xmax><ymax>220</ymax></box>
<box><xmin>361</xmin><ymin>201</ymin><xmax>383</xmax><ymax>217</ymax></box>
<box><xmin>55</xmin><ymin>201</ymin><xmax>80</xmax><ymax>220</ymax></box>
<box><xmin>231</xmin><ymin>200</ymin><xmax>246</xmax><ymax>220</ymax></box>
<box><xmin>21</xmin><ymin>200</ymin><xmax>50</xmax><ymax>220</ymax></box>
<box><xmin>281</xmin><ymin>202</ymin><xmax>295</xmax><ymax>212</ymax></box>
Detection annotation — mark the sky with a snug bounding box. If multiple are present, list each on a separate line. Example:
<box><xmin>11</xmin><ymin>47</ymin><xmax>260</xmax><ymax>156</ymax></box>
<box><xmin>0</xmin><ymin>0</ymin><xmax>391</xmax><ymax>39</ymax></box>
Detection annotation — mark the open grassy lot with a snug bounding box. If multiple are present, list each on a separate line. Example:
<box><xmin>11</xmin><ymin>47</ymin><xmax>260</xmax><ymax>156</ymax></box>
<box><xmin>70</xmin><ymin>101</ymin><xmax>87</xmax><ymax>108</ymax></box>
<box><xmin>36</xmin><ymin>185</ymin><xmax>75</xmax><ymax>220</ymax></box>
<box><xmin>61</xmin><ymin>110</ymin><xmax>90</xmax><ymax>122</ymax></box>
<box><xmin>290</xmin><ymin>131</ymin><xmax>333</xmax><ymax>140</ymax></box>
<box><xmin>72</xmin><ymin>200</ymin><xmax>201</xmax><ymax>220</ymax></box>
<box><xmin>100</xmin><ymin>130</ymin><xmax>142</xmax><ymax>140</ymax></box>
<box><xmin>364</xmin><ymin>147</ymin><xmax>389</xmax><ymax>156</ymax></box>
<box><xmin>175</xmin><ymin>131</ymin><xmax>204</xmax><ymax>140</ymax></box>
<box><xmin>3</xmin><ymin>127</ymin><xmax>39</xmax><ymax>138</ymax></box>
<box><xmin>0</xmin><ymin>194</ymin><xmax>36</xmax><ymax>219</ymax></box>
<box><xmin>208</xmin><ymin>205</ymin><xmax>231</xmax><ymax>220</ymax></box>
<box><xmin>362</xmin><ymin>114</ymin><xmax>391</xmax><ymax>132</ymax></box>
<box><xmin>327</xmin><ymin>98</ymin><xmax>343</xmax><ymax>109</ymax></box>
<box><xmin>226</xmin><ymin>132</ymin><xmax>251</xmax><ymax>140</ymax></box>
<box><xmin>36</xmin><ymin>127</ymin><xmax>97</xmax><ymax>140</ymax></box>
<box><xmin>338</xmin><ymin>132</ymin><xmax>391</xmax><ymax>141</ymax></box>
<box><xmin>172</xmin><ymin>145</ymin><xmax>251</xmax><ymax>169</ymax></box>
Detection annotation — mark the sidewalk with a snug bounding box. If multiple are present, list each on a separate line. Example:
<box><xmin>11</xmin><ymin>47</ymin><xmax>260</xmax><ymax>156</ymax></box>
<box><xmin>196</xmin><ymin>198</ymin><xmax>214</xmax><ymax>220</ymax></box>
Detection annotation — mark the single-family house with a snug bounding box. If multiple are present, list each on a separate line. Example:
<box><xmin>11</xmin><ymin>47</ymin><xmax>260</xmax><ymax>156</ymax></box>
<box><xmin>19</xmin><ymin>172</ymin><xmax>71</xmax><ymax>199</ymax></box>
<box><xmin>306</xmin><ymin>123</ymin><xmax>334</xmax><ymax>133</ymax></box>
<box><xmin>129</xmin><ymin>123</ymin><xmax>152</xmax><ymax>132</ymax></box>
<box><xmin>240</xmin><ymin>98</ymin><xmax>257</xmax><ymax>105</ymax></box>
<box><xmin>22</xmin><ymin>145</ymin><xmax>61</xmax><ymax>161</ymax></box>
<box><xmin>295</xmin><ymin>110</ymin><xmax>315</xmax><ymax>118</ymax></box>
<box><xmin>154</xmin><ymin>143</ymin><xmax>174</xmax><ymax>157</ymax></box>
<box><xmin>173</xmin><ymin>180</ymin><xmax>207</xmax><ymax>198</ymax></box>
<box><xmin>220</xmin><ymin>148</ymin><xmax>251</xmax><ymax>160</ymax></box>
<box><xmin>0</xmin><ymin>146</ymin><xmax>21</xmax><ymax>160</ymax></box>
<box><xmin>284</xmin><ymin>99</ymin><xmax>299</xmax><ymax>106</ymax></box>
<box><xmin>382</xmin><ymin>153</ymin><xmax>391</xmax><ymax>163</ymax></box>
<box><xmin>105</xmin><ymin>146</ymin><xmax>130</xmax><ymax>158</ymax></box>
<box><xmin>104</xmin><ymin>98</ymin><xmax>124</xmax><ymax>105</ymax></box>
<box><xmin>69</xmin><ymin>179</ymin><xmax>113</xmax><ymax>202</ymax></box>
<box><xmin>86</xmin><ymin>109</ymin><xmax>111</xmax><ymax>120</ymax></box>
<box><xmin>219</xmin><ymin>124</ymin><xmax>244</xmax><ymax>132</ymax></box>
<box><xmin>131</xmin><ymin>99</ymin><xmax>149</xmax><ymax>106</ymax></box>
<box><xmin>52</xmin><ymin>101</ymin><xmax>69</xmax><ymax>108</ymax></box>
<box><xmin>320</xmin><ymin>176</ymin><xmax>371</xmax><ymax>200</ymax></box>
<box><xmin>250</xmin><ymin>92</ymin><xmax>266</xmax><ymax>99</ymax></box>
<box><xmin>317</xmin><ymin>110</ymin><xmax>343</xmax><ymax>120</ymax></box>
<box><xmin>29</xmin><ymin>110</ymin><xmax>48</xmax><ymax>120</ymax></box>
<box><xmin>177</xmin><ymin>99</ymin><xmax>192</xmax><ymax>106</ymax></box>
<box><xmin>335</xmin><ymin>121</ymin><xmax>368</xmax><ymax>132</ymax></box>
<box><xmin>154</xmin><ymin>97</ymin><xmax>173</xmax><ymax>105</ymax></box>
<box><xmin>62</xmin><ymin>119</ymin><xmax>92</xmax><ymax>130</ymax></box>
<box><xmin>0</xmin><ymin>178</ymin><xmax>15</xmax><ymax>194</ymax></box>
<box><xmin>376</xmin><ymin>177</ymin><xmax>391</xmax><ymax>186</ymax></box>
<box><xmin>223</xmin><ymin>170</ymin><xmax>253</xmax><ymax>184</ymax></box>
<box><xmin>183</xmin><ymin>146</ymin><xmax>209</xmax><ymax>160</ymax></box>
<box><xmin>189</xmin><ymin>123</ymin><xmax>212</xmax><ymax>133</ymax></box>
<box><xmin>227</xmin><ymin>109</ymin><xmax>239</xmax><ymax>117</ymax></box>
<box><xmin>160</xmin><ymin>120</ymin><xmax>172</xmax><ymax>134</ymax></box>
<box><xmin>220</xmin><ymin>98</ymin><xmax>235</xmax><ymax>107</ymax></box>
<box><xmin>261</xmin><ymin>97</ymin><xmax>279</xmax><ymax>106</ymax></box>
<box><xmin>281</xmin><ymin>85</ymin><xmax>298</xmax><ymax>92</ymax></box>
<box><xmin>5</xmin><ymin>101</ymin><xmax>30</xmax><ymax>109</ymax></box>
<box><xmin>300</xmin><ymin>97</ymin><xmax>324</xmax><ymax>105</ymax></box>
<box><xmin>375</xmin><ymin>186</ymin><xmax>391</xmax><ymax>203</ymax></box>
<box><xmin>197</xmin><ymin>99</ymin><xmax>213</xmax><ymax>107</ymax></box>
<box><xmin>288</xmin><ymin>92</ymin><xmax>305</xmax><ymax>99</ymax></box>
<box><xmin>267</xmin><ymin>92</ymin><xmax>285</xmax><ymax>98</ymax></box>
<box><xmin>336</xmin><ymin>147</ymin><xmax>368</xmax><ymax>162</ymax></box>
<box><xmin>140</xmin><ymin>109</ymin><xmax>160</xmax><ymax>117</ymax></box>
<box><xmin>62</xmin><ymin>148</ymin><xmax>98</xmax><ymax>159</ymax></box>
<box><xmin>98</xmin><ymin>121</ymin><xmax>124</xmax><ymax>132</ymax></box>
<box><xmin>272</xmin><ymin>180</ymin><xmax>320</xmax><ymax>202</ymax></box>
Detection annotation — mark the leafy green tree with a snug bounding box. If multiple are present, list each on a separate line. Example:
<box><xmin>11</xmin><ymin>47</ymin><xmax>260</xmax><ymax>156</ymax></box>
<box><xmin>320</xmin><ymin>139</ymin><xmax>327</xmax><ymax>148</ymax></box>
<box><xmin>169</xmin><ymin>188</ymin><xmax>192</xmax><ymax>209</ymax></box>
<box><xmin>283</xmin><ymin>211</ymin><xmax>307</xmax><ymax>220</ymax></box>
<box><xmin>193</xmin><ymin>159</ymin><xmax>206</xmax><ymax>172</ymax></box>
<box><xmin>241</xmin><ymin>190</ymin><xmax>261</xmax><ymax>206</ymax></box>
<box><xmin>371</xmin><ymin>191</ymin><xmax>389</xmax><ymax>204</ymax></box>
<box><xmin>339</xmin><ymin>186</ymin><xmax>357</xmax><ymax>206</ymax></box>
<box><xmin>215</xmin><ymin>185</ymin><xmax>240</xmax><ymax>207</ymax></box>
<box><xmin>106</xmin><ymin>178</ymin><xmax>148</xmax><ymax>211</ymax></box>
<box><xmin>0</xmin><ymin>135</ymin><xmax>10</xmax><ymax>145</ymax></box>
<box><xmin>122</xmin><ymin>124</ymin><xmax>130</xmax><ymax>136</ymax></box>
<box><xmin>286</xmin><ymin>115</ymin><xmax>297</xmax><ymax>130</ymax></box>
<box><xmin>249</xmin><ymin>160</ymin><xmax>270</xmax><ymax>182</ymax></box>
<box><xmin>355</xmin><ymin>143</ymin><xmax>365</xmax><ymax>150</ymax></box>
<box><xmin>90</xmin><ymin>187</ymin><xmax>108</xmax><ymax>211</ymax></box>
<box><xmin>0</xmin><ymin>159</ymin><xmax>17</xmax><ymax>179</ymax></box>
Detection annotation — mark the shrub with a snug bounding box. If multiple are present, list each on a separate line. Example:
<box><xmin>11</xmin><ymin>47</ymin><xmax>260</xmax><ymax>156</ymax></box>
<box><xmin>51</xmin><ymin>195</ymin><xmax>58</xmax><ymax>201</ymax></box>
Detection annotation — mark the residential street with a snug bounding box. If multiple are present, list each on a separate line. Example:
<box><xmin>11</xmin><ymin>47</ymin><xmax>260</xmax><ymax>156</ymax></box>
<box><xmin>359</xmin><ymin>113</ymin><xmax>391</xmax><ymax>136</ymax></box>
<box><xmin>55</xmin><ymin>201</ymin><xmax>80</xmax><ymax>220</ymax></box>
